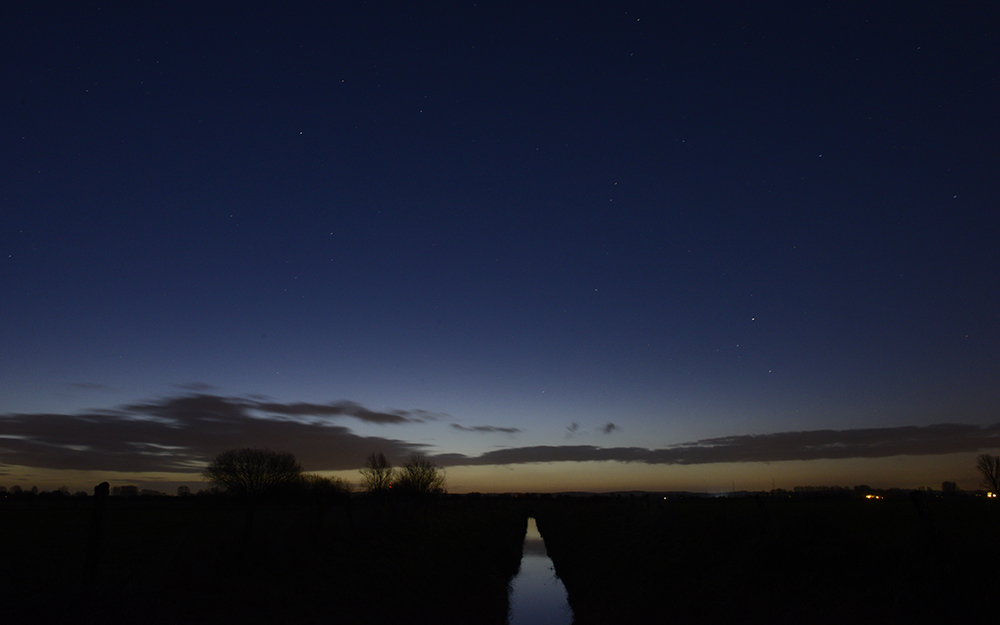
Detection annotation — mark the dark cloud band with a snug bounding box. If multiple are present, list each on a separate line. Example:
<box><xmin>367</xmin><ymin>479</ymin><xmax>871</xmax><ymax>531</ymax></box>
<box><xmin>434</xmin><ymin>423</ymin><xmax>1000</xmax><ymax>467</ymax></box>
<box><xmin>450</xmin><ymin>424</ymin><xmax>522</xmax><ymax>434</ymax></box>
<box><xmin>0</xmin><ymin>394</ymin><xmax>428</xmax><ymax>473</ymax></box>
<box><xmin>2</xmin><ymin>394</ymin><xmax>998</xmax><ymax>476</ymax></box>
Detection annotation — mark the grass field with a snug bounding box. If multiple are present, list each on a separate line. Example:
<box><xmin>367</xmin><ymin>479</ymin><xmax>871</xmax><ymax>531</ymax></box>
<box><xmin>1</xmin><ymin>495</ymin><xmax>527</xmax><ymax>624</ymax></box>
<box><xmin>532</xmin><ymin>494</ymin><xmax>1000</xmax><ymax>624</ymax></box>
<box><xmin>2</xmin><ymin>493</ymin><xmax>997</xmax><ymax>624</ymax></box>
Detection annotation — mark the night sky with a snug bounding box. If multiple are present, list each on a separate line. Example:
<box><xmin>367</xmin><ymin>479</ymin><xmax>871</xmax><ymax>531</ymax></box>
<box><xmin>3</xmin><ymin>3</ymin><xmax>998</xmax><ymax>494</ymax></box>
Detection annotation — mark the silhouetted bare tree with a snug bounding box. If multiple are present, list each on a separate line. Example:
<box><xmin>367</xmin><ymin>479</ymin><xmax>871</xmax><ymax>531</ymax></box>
<box><xmin>203</xmin><ymin>448</ymin><xmax>303</xmax><ymax>497</ymax></box>
<box><xmin>976</xmin><ymin>453</ymin><xmax>1000</xmax><ymax>493</ymax></box>
<box><xmin>296</xmin><ymin>473</ymin><xmax>351</xmax><ymax>496</ymax></box>
<box><xmin>360</xmin><ymin>451</ymin><xmax>394</xmax><ymax>493</ymax></box>
<box><xmin>395</xmin><ymin>453</ymin><xmax>446</xmax><ymax>496</ymax></box>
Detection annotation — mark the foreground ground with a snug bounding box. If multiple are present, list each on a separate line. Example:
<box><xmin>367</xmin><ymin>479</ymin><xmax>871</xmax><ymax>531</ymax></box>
<box><xmin>533</xmin><ymin>494</ymin><xmax>1000</xmax><ymax>624</ymax></box>
<box><xmin>1</xmin><ymin>495</ymin><xmax>526</xmax><ymax>624</ymax></box>
<box><xmin>2</xmin><ymin>493</ymin><xmax>998</xmax><ymax>623</ymax></box>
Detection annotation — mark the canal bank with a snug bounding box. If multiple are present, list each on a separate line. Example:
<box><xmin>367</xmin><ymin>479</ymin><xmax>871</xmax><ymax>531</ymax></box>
<box><xmin>508</xmin><ymin>517</ymin><xmax>572</xmax><ymax>624</ymax></box>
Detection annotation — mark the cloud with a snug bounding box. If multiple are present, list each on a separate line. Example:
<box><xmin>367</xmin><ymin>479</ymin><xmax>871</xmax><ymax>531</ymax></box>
<box><xmin>565</xmin><ymin>422</ymin><xmax>580</xmax><ymax>438</ymax></box>
<box><xmin>120</xmin><ymin>395</ymin><xmax>428</xmax><ymax>426</ymax></box>
<box><xmin>250</xmin><ymin>399</ymin><xmax>429</xmax><ymax>424</ymax></box>
<box><xmin>433</xmin><ymin>423</ymin><xmax>1000</xmax><ymax>467</ymax></box>
<box><xmin>450</xmin><ymin>424</ymin><xmax>521</xmax><ymax>434</ymax></box>
<box><xmin>0</xmin><ymin>394</ymin><xmax>431</xmax><ymax>474</ymax></box>
<box><xmin>599</xmin><ymin>422</ymin><xmax>619</xmax><ymax>435</ymax></box>
<box><xmin>4</xmin><ymin>394</ymin><xmax>999</xmax><ymax>480</ymax></box>
<box><xmin>433</xmin><ymin>446</ymin><xmax>647</xmax><ymax>466</ymax></box>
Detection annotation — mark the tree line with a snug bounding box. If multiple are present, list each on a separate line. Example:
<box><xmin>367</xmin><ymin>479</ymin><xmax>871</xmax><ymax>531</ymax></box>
<box><xmin>359</xmin><ymin>451</ymin><xmax>446</xmax><ymax>495</ymax></box>
<box><xmin>200</xmin><ymin>448</ymin><xmax>446</xmax><ymax>499</ymax></box>
<box><xmin>3</xmin><ymin>451</ymin><xmax>995</xmax><ymax>498</ymax></box>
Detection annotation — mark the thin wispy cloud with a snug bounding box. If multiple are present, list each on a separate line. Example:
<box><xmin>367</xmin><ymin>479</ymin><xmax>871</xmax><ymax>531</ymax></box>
<box><xmin>450</xmin><ymin>424</ymin><xmax>521</xmax><ymax>434</ymax></box>
<box><xmin>120</xmin><ymin>395</ymin><xmax>429</xmax><ymax>426</ymax></box>
<box><xmin>434</xmin><ymin>423</ymin><xmax>1000</xmax><ymax>467</ymax></box>
<box><xmin>599</xmin><ymin>422</ymin><xmax>619</xmax><ymax>435</ymax></box>
<box><xmin>250</xmin><ymin>399</ymin><xmax>429</xmax><ymax>424</ymax></box>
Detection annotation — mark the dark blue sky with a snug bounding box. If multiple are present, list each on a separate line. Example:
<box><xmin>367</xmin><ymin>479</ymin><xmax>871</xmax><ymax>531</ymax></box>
<box><xmin>3</xmin><ymin>3</ymin><xmax>998</xmax><ymax>492</ymax></box>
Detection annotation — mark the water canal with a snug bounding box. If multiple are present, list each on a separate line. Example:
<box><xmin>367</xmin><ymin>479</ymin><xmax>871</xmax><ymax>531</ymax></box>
<box><xmin>507</xmin><ymin>517</ymin><xmax>572</xmax><ymax>625</ymax></box>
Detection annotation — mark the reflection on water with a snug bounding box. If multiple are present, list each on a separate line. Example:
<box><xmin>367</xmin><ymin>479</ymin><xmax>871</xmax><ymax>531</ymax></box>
<box><xmin>508</xmin><ymin>517</ymin><xmax>572</xmax><ymax>625</ymax></box>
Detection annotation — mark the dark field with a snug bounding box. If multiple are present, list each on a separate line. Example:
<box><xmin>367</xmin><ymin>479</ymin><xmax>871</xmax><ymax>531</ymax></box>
<box><xmin>533</xmin><ymin>494</ymin><xmax>1000</xmax><ymax>624</ymax></box>
<box><xmin>2</xmin><ymin>493</ymin><xmax>998</xmax><ymax>624</ymax></box>
<box><xmin>1</xmin><ymin>495</ymin><xmax>526</xmax><ymax>624</ymax></box>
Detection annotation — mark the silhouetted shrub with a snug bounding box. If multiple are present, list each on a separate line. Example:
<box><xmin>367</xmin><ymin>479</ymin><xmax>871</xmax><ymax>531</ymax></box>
<box><xmin>203</xmin><ymin>448</ymin><xmax>303</xmax><ymax>497</ymax></box>
<box><xmin>394</xmin><ymin>453</ymin><xmax>446</xmax><ymax>496</ymax></box>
